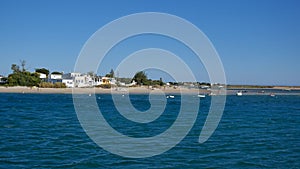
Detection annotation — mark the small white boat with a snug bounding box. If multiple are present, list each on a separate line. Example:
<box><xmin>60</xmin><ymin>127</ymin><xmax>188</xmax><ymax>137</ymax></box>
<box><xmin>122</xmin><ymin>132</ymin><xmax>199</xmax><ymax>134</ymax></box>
<box><xmin>270</xmin><ymin>93</ymin><xmax>275</xmax><ymax>97</ymax></box>
<box><xmin>236</xmin><ymin>91</ymin><xmax>242</xmax><ymax>96</ymax></box>
<box><xmin>197</xmin><ymin>94</ymin><xmax>206</xmax><ymax>98</ymax></box>
<box><xmin>167</xmin><ymin>95</ymin><xmax>175</xmax><ymax>99</ymax></box>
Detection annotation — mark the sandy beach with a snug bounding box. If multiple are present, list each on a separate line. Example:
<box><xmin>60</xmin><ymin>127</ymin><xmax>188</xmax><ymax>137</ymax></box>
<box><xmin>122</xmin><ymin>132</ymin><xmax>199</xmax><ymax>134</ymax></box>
<box><xmin>0</xmin><ymin>86</ymin><xmax>202</xmax><ymax>94</ymax></box>
<box><xmin>0</xmin><ymin>86</ymin><xmax>299</xmax><ymax>95</ymax></box>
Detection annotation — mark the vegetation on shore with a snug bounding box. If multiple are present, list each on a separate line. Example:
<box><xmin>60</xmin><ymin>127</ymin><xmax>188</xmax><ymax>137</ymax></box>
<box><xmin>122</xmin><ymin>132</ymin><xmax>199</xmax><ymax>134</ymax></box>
<box><xmin>3</xmin><ymin>61</ymin><xmax>297</xmax><ymax>89</ymax></box>
<box><xmin>132</xmin><ymin>71</ymin><xmax>164</xmax><ymax>86</ymax></box>
<box><xmin>39</xmin><ymin>82</ymin><xmax>66</xmax><ymax>88</ymax></box>
<box><xmin>5</xmin><ymin>61</ymin><xmax>65</xmax><ymax>88</ymax></box>
<box><xmin>95</xmin><ymin>84</ymin><xmax>114</xmax><ymax>89</ymax></box>
<box><xmin>7</xmin><ymin>61</ymin><xmax>41</xmax><ymax>87</ymax></box>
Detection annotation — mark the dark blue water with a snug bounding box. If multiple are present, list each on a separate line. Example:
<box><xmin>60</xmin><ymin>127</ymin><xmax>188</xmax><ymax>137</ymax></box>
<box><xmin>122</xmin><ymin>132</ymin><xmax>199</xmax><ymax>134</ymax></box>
<box><xmin>0</xmin><ymin>93</ymin><xmax>299</xmax><ymax>168</ymax></box>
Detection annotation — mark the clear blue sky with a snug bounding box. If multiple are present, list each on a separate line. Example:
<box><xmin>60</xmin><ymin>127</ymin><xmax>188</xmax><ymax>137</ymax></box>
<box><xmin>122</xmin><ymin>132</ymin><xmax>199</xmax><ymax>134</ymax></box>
<box><xmin>0</xmin><ymin>0</ymin><xmax>299</xmax><ymax>85</ymax></box>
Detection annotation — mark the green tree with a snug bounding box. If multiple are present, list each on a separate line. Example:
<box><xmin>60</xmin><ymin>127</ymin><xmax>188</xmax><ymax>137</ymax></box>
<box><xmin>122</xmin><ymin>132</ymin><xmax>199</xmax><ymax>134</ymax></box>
<box><xmin>11</xmin><ymin>64</ymin><xmax>20</xmax><ymax>73</ymax></box>
<box><xmin>105</xmin><ymin>69</ymin><xmax>115</xmax><ymax>78</ymax></box>
<box><xmin>35</xmin><ymin>68</ymin><xmax>50</xmax><ymax>76</ymax></box>
<box><xmin>51</xmin><ymin>71</ymin><xmax>62</xmax><ymax>75</ymax></box>
<box><xmin>110</xmin><ymin>69</ymin><xmax>114</xmax><ymax>78</ymax></box>
<box><xmin>87</xmin><ymin>71</ymin><xmax>95</xmax><ymax>77</ymax></box>
<box><xmin>118</xmin><ymin>77</ymin><xmax>132</xmax><ymax>84</ymax></box>
<box><xmin>159</xmin><ymin>77</ymin><xmax>164</xmax><ymax>86</ymax></box>
<box><xmin>8</xmin><ymin>63</ymin><xmax>41</xmax><ymax>86</ymax></box>
<box><xmin>20</xmin><ymin>60</ymin><xmax>26</xmax><ymax>72</ymax></box>
<box><xmin>132</xmin><ymin>71</ymin><xmax>148</xmax><ymax>85</ymax></box>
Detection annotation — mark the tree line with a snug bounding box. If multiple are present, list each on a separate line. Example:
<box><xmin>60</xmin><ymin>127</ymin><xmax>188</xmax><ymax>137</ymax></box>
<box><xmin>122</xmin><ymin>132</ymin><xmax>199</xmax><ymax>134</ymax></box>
<box><xmin>4</xmin><ymin>61</ymin><xmax>65</xmax><ymax>87</ymax></box>
<box><xmin>2</xmin><ymin>61</ymin><xmax>165</xmax><ymax>87</ymax></box>
<box><xmin>132</xmin><ymin>71</ymin><xmax>164</xmax><ymax>86</ymax></box>
<box><xmin>8</xmin><ymin>61</ymin><xmax>41</xmax><ymax>87</ymax></box>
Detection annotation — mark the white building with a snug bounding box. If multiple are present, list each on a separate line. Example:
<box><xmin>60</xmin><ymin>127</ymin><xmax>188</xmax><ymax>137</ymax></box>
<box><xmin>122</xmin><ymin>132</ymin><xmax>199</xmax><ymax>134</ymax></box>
<box><xmin>74</xmin><ymin>75</ymin><xmax>93</xmax><ymax>87</ymax></box>
<box><xmin>48</xmin><ymin>73</ymin><xmax>62</xmax><ymax>83</ymax></box>
<box><xmin>101</xmin><ymin>77</ymin><xmax>116</xmax><ymax>85</ymax></box>
<box><xmin>126</xmin><ymin>80</ymin><xmax>136</xmax><ymax>87</ymax></box>
<box><xmin>38</xmin><ymin>73</ymin><xmax>47</xmax><ymax>79</ymax></box>
<box><xmin>93</xmin><ymin>77</ymin><xmax>117</xmax><ymax>86</ymax></box>
<box><xmin>60</xmin><ymin>72</ymin><xmax>118</xmax><ymax>88</ymax></box>
<box><xmin>94</xmin><ymin>76</ymin><xmax>102</xmax><ymax>86</ymax></box>
<box><xmin>61</xmin><ymin>72</ymin><xmax>81</xmax><ymax>88</ymax></box>
<box><xmin>0</xmin><ymin>76</ymin><xmax>7</xmax><ymax>84</ymax></box>
<box><xmin>62</xmin><ymin>72</ymin><xmax>81</xmax><ymax>79</ymax></box>
<box><xmin>62</xmin><ymin>79</ymin><xmax>74</xmax><ymax>88</ymax></box>
<box><xmin>49</xmin><ymin>74</ymin><xmax>62</xmax><ymax>80</ymax></box>
<box><xmin>116</xmin><ymin>79</ymin><xmax>136</xmax><ymax>87</ymax></box>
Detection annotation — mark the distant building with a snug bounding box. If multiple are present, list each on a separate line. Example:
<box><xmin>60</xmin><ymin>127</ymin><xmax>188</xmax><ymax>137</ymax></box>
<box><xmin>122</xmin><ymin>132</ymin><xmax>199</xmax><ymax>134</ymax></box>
<box><xmin>61</xmin><ymin>72</ymin><xmax>81</xmax><ymax>88</ymax></box>
<box><xmin>38</xmin><ymin>73</ymin><xmax>47</xmax><ymax>79</ymax></box>
<box><xmin>101</xmin><ymin>77</ymin><xmax>116</xmax><ymax>85</ymax></box>
<box><xmin>94</xmin><ymin>76</ymin><xmax>102</xmax><ymax>86</ymax></box>
<box><xmin>55</xmin><ymin>72</ymin><xmax>119</xmax><ymax>88</ymax></box>
<box><xmin>117</xmin><ymin>80</ymin><xmax>136</xmax><ymax>87</ymax></box>
<box><xmin>62</xmin><ymin>79</ymin><xmax>74</xmax><ymax>88</ymax></box>
<box><xmin>48</xmin><ymin>73</ymin><xmax>62</xmax><ymax>83</ymax></box>
<box><xmin>62</xmin><ymin>72</ymin><xmax>81</xmax><ymax>79</ymax></box>
<box><xmin>49</xmin><ymin>74</ymin><xmax>62</xmax><ymax>80</ymax></box>
<box><xmin>37</xmin><ymin>73</ymin><xmax>47</xmax><ymax>82</ymax></box>
<box><xmin>125</xmin><ymin>80</ymin><xmax>136</xmax><ymax>87</ymax></box>
<box><xmin>0</xmin><ymin>75</ymin><xmax>7</xmax><ymax>84</ymax></box>
<box><xmin>118</xmin><ymin>82</ymin><xmax>126</xmax><ymax>86</ymax></box>
<box><xmin>200</xmin><ymin>85</ymin><xmax>210</xmax><ymax>89</ymax></box>
<box><xmin>74</xmin><ymin>75</ymin><xmax>93</xmax><ymax>87</ymax></box>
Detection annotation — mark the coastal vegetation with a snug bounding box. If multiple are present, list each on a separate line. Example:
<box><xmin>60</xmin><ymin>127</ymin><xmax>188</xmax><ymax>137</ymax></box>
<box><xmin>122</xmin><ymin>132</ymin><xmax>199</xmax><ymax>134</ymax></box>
<box><xmin>3</xmin><ymin>61</ymin><xmax>294</xmax><ymax>90</ymax></box>
<box><xmin>5</xmin><ymin>61</ymin><xmax>66</xmax><ymax>88</ymax></box>
<box><xmin>96</xmin><ymin>84</ymin><xmax>113</xmax><ymax>89</ymax></box>
<box><xmin>105</xmin><ymin>69</ymin><xmax>115</xmax><ymax>78</ymax></box>
<box><xmin>7</xmin><ymin>61</ymin><xmax>41</xmax><ymax>87</ymax></box>
<box><xmin>51</xmin><ymin>71</ymin><xmax>62</xmax><ymax>75</ymax></box>
<box><xmin>39</xmin><ymin>82</ymin><xmax>66</xmax><ymax>88</ymax></box>
<box><xmin>132</xmin><ymin>71</ymin><xmax>164</xmax><ymax>86</ymax></box>
<box><xmin>2</xmin><ymin>61</ymin><xmax>166</xmax><ymax>88</ymax></box>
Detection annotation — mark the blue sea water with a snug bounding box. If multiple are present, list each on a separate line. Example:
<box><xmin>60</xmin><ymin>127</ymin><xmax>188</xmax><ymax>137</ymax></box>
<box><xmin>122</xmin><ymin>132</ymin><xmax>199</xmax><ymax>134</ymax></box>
<box><xmin>0</xmin><ymin>93</ymin><xmax>299</xmax><ymax>168</ymax></box>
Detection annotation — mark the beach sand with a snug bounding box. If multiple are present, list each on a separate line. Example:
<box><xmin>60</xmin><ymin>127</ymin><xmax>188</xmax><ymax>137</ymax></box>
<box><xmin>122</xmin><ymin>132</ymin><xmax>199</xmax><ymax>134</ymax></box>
<box><xmin>0</xmin><ymin>86</ymin><xmax>203</xmax><ymax>94</ymax></box>
<box><xmin>0</xmin><ymin>86</ymin><xmax>299</xmax><ymax>95</ymax></box>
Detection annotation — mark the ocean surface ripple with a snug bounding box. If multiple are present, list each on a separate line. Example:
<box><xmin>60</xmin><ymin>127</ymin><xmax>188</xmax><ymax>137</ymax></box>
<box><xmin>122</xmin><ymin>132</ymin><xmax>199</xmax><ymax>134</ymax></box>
<box><xmin>0</xmin><ymin>94</ymin><xmax>299</xmax><ymax>168</ymax></box>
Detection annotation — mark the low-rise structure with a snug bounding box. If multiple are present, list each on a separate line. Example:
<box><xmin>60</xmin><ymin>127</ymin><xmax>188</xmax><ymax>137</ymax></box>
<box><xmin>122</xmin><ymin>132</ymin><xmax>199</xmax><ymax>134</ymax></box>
<box><xmin>59</xmin><ymin>72</ymin><xmax>119</xmax><ymax>88</ymax></box>
<box><xmin>48</xmin><ymin>73</ymin><xmax>62</xmax><ymax>83</ymax></box>
<box><xmin>0</xmin><ymin>75</ymin><xmax>7</xmax><ymax>84</ymax></box>
<box><xmin>74</xmin><ymin>74</ymin><xmax>93</xmax><ymax>87</ymax></box>
<box><xmin>38</xmin><ymin>73</ymin><xmax>47</xmax><ymax>79</ymax></box>
<box><xmin>101</xmin><ymin>77</ymin><xmax>116</xmax><ymax>85</ymax></box>
<box><xmin>37</xmin><ymin>73</ymin><xmax>47</xmax><ymax>82</ymax></box>
<box><xmin>62</xmin><ymin>72</ymin><xmax>81</xmax><ymax>87</ymax></box>
<box><xmin>62</xmin><ymin>72</ymin><xmax>81</xmax><ymax>79</ymax></box>
<box><xmin>62</xmin><ymin>79</ymin><xmax>74</xmax><ymax>88</ymax></box>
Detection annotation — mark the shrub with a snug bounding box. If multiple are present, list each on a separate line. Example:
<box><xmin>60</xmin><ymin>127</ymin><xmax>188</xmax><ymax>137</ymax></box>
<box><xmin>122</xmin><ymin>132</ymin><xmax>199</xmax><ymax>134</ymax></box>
<box><xmin>39</xmin><ymin>82</ymin><xmax>54</xmax><ymax>88</ymax></box>
<box><xmin>39</xmin><ymin>82</ymin><xmax>66</xmax><ymax>88</ymax></box>
<box><xmin>54</xmin><ymin>82</ymin><xmax>66</xmax><ymax>88</ymax></box>
<box><xmin>99</xmin><ymin>84</ymin><xmax>112</xmax><ymax>88</ymax></box>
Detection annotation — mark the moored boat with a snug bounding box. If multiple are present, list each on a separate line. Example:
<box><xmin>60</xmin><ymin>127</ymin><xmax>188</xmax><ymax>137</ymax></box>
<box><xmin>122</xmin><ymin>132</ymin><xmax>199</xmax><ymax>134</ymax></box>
<box><xmin>197</xmin><ymin>94</ymin><xmax>206</xmax><ymax>98</ymax></box>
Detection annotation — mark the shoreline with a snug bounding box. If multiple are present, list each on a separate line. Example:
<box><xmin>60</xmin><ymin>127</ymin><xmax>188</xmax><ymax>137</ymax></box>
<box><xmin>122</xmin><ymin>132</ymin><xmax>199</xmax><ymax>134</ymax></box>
<box><xmin>0</xmin><ymin>86</ymin><xmax>202</xmax><ymax>94</ymax></box>
<box><xmin>0</xmin><ymin>86</ymin><xmax>299</xmax><ymax>95</ymax></box>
